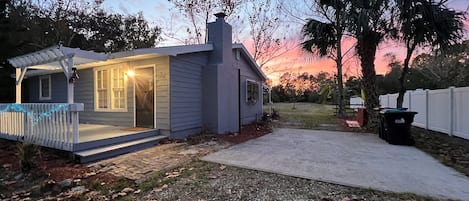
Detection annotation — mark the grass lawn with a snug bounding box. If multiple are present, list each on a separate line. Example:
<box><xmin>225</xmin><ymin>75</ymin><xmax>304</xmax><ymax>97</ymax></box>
<box><xmin>264</xmin><ymin>102</ymin><xmax>341</xmax><ymax>130</ymax></box>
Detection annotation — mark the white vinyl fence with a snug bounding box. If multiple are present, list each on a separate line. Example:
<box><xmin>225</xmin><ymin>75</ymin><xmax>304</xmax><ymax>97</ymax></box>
<box><xmin>379</xmin><ymin>86</ymin><xmax>469</xmax><ymax>140</ymax></box>
<box><xmin>0</xmin><ymin>103</ymin><xmax>83</xmax><ymax>151</ymax></box>
<box><xmin>350</xmin><ymin>97</ymin><xmax>364</xmax><ymax>109</ymax></box>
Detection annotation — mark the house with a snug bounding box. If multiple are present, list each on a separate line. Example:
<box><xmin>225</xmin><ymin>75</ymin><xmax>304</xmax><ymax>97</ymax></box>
<box><xmin>1</xmin><ymin>13</ymin><xmax>267</xmax><ymax>162</ymax></box>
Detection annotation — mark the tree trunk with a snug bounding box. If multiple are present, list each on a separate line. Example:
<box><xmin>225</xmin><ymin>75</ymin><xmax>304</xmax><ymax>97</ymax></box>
<box><xmin>397</xmin><ymin>45</ymin><xmax>414</xmax><ymax>108</ymax></box>
<box><xmin>357</xmin><ymin>33</ymin><xmax>380</xmax><ymax>130</ymax></box>
<box><xmin>335</xmin><ymin>8</ymin><xmax>345</xmax><ymax>118</ymax></box>
<box><xmin>336</xmin><ymin>38</ymin><xmax>345</xmax><ymax>118</ymax></box>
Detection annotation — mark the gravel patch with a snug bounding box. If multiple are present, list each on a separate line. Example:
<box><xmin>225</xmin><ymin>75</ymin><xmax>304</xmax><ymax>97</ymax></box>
<box><xmin>137</xmin><ymin>161</ymin><xmax>437</xmax><ymax>201</ymax></box>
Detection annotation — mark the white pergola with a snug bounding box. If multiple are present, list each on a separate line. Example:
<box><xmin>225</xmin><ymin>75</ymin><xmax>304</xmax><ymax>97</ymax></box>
<box><xmin>7</xmin><ymin>45</ymin><xmax>107</xmax><ymax>104</ymax></box>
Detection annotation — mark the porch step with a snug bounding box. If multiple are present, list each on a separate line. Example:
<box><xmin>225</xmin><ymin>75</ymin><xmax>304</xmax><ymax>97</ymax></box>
<box><xmin>74</xmin><ymin>135</ymin><xmax>167</xmax><ymax>163</ymax></box>
<box><xmin>74</xmin><ymin>129</ymin><xmax>160</xmax><ymax>152</ymax></box>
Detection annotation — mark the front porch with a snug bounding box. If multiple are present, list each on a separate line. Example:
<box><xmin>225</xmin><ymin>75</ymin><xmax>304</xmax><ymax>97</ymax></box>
<box><xmin>78</xmin><ymin>124</ymin><xmax>153</xmax><ymax>142</ymax></box>
<box><xmin>2</xmin><ymin>46</ymin><xmax>169</xmax><ymax>162</ymax></box>
<box><xmin>0</xmin><ymin>103</ymin><xmax>165</xmax><ymax>162</ymax></box>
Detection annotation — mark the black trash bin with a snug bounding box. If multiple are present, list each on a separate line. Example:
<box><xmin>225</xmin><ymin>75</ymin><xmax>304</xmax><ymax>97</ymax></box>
<box><xmin>379</xmin><ymin>109</ymin><xmax>417</xmax><ymax>145</ymax></box>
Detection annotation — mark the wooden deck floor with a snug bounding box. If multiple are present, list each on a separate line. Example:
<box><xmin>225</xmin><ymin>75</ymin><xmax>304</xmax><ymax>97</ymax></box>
<box><xmin>79</xmin><ymin>124</ymin><xmax>151</xmax><ymax>143</ymax></box>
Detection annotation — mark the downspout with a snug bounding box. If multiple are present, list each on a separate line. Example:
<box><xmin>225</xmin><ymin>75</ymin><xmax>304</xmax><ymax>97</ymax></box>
<box><xmin>238</xmin><ymin>69</ymin><xmax>241</xmax><ymax>134</ymax></box>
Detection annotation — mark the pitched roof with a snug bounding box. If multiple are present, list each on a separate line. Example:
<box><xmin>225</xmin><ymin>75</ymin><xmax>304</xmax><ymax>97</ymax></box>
<box><xmin>110</xmin><ymin>44</ymin><xmax>214</xmax><ymax>59</ymax></box>
<box><xmin>232</xmin><ymin>43</ymin><xmax>267</xmax><ymax>81</ymax></box>
<box><xmin>110</xmin><ymin>43</ymin><xmax>266</xmax><ymax>80</ymax></box>
<box><xmin>9</xmin><ymin>43</ymin><xmax>267</xmax><ymax>81</ymax></box>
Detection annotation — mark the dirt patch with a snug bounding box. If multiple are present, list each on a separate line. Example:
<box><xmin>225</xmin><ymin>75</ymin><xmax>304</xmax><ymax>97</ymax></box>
<box><xmin>0</xmin><ymin>139</ymin><xmax>122</xmax><ymax>200</ymax></box>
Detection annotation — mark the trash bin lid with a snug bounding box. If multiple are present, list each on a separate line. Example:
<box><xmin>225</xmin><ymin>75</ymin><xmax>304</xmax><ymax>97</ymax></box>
<box><xmin>383</xmin><ymin>109</ymin><xmax>417</xmax><ymax>114</ymax></box>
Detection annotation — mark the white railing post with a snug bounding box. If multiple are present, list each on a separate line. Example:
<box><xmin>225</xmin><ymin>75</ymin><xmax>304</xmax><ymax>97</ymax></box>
<box><xmin>15</xmin><ymin>68</ymin><xmax>21</xmax><ymax>104</ymax></box>
<box><xmin>66</xmin><ymin>58</ymin><xmax>75</xmax><ymax>104</ymax></box>
<box><xmin>449</xmin><ymin>86</ymin><xmax>455</xmax><ymax>136</ymax></box>
<box><xmin>69</xmin><ymin>103</ymin><xmax>84</xmax><ymax>145</ymax></box>
<box><xmin>0</xmin><ymin>103</ymin><xmax>84</xmax><ymax>151</ymax></box>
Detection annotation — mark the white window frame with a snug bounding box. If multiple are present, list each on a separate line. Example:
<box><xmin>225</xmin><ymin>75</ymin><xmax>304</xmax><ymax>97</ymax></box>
<box><xmin>94</xmin><ymin>66</ymin><xmax>128</xmax><ymax>112</ymax></box>
<box><xmin>246</xmin><ymin>79</ymin><xmax>259</xmax><ymax>105</ymax></box>
<box><xmin>39</xmin><ymin>75</ymin><xmax>51</xmax><ymax>100</ymax></box>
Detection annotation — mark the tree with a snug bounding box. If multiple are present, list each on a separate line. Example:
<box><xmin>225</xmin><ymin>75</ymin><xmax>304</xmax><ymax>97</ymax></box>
<box><xmin>122</xmin><ymin>12</ymin><xmax>162</xmax><ymax>50</ymax></box>
<box><xmin>168</xmin><ymin>0</ymin><xmax>245</xmax><ymax>44</ymax></box>
<box><xmin>375</xmin><ymin>53</ymin><xmax>402</xmax><ymax>95</ymax></box>
<box><xmin>346</xmin><ymin>0</ymin><xmax>397</xmax><ymax>129</ymax></box>
<box><xmin>344</xmin><ymin>76</ymin><xmax>361</xmax><ymax>99</ymax></box>
<box><xmin>246</xmin><ymin>0</ymin><xmax>295</xmax><ymax>71</ymax></box>
<box><xmin>301</xmin><ymin>0</ymin><xmax>348</xmax><ymax>117</ymax></box>
<box><xmin>395</xmin><ymin>0</ymin><xmax>464</xmax><ymax>108</ymax></box>
<box><xmin>410</xmin><ymin>41</ymin><xmax>469</xmax><ymax>88</ymax></box>
<box><xmin>278</xmin><ymin>72</ymin><xmax>299</xmax><ymax>103</ymax></box>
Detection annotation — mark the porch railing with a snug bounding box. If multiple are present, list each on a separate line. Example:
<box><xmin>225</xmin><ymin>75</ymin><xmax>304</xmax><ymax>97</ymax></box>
<box><xmin>0</xmin><ymin>103</ymin><xmax>83</xmax><ymax>151</ymax></box>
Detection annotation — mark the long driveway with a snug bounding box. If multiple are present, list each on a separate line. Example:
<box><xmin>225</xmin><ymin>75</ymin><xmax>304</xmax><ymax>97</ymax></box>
<box><xmin>202</xmin><ymin>128</ymin><xmax>469</xmax><ymax>200</ymax></box>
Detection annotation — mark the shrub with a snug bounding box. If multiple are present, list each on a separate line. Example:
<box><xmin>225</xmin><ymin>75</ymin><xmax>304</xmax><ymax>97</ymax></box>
<box><xmin>271</xmin><ymin>109</ymin><xmax>280</xmax><ymax>120</ymax></box>
<box><xmin>17</xmin><ymin>143</ymin><xmax>39</xmax><ymax>172</ymax></box>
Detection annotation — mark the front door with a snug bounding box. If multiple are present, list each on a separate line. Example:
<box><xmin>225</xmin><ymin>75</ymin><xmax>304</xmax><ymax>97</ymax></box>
<box><xmin>135</xmin><ymin>67</ymin><xmax>154</xmax><ymax>128</ymax></box>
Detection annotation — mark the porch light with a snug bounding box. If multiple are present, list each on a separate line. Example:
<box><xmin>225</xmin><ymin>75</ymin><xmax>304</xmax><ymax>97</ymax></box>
<box><xmin>126</xmin><ymin>70</ymin><xmax>135</xmax><ymax>77</ymax></box>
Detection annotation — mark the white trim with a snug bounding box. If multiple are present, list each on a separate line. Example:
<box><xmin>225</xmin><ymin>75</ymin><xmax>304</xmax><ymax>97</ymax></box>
<box><xmin>233</xmin><ymin>43</ymin><xmax>267</xmax><ymax>81</ymax></box>
<box><xmin>93</xmin><ymin>65</ymin><xmax>128</xmax><ymax>112</ymax></box>
<box><xmin>39</xmin><ymin>75</ymin><xmax>52</xmax><ymax>100</ymax></box>
<box><xmin>133</xmin><ymin>64</ymin><xmax>156</xmax><ymax>128</ymax></box>
<box><xmin>8</xmin><ymin>45</ymin><xmax>106</xmax><ymax>69</ymax></box>
<box><xmin>110</xmin><ymin>67</ymin><xmax>127</xmax><ymax>110</ymax></box>
<box><xmin>246</xmin><ymin>79</ymin><xmax>259</xmax><ymax>104</ymax></box>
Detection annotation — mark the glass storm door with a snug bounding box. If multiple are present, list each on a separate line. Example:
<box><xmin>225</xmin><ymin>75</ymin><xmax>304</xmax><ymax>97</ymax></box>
<box><xmin>135</xmin><ymin>67</ymin><xmax>154</xmax><ymax>128</ymax></box>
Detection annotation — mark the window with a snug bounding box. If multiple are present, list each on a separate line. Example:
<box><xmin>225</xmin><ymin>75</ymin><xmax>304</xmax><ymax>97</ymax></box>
<box><xmin>39</xmin><ymin>75</ymin><xmax>51</xmax><ymax>100</ymax></box>
<box><xmin>112</xmin><ymin>68</ymin><xmax>125</xmax><ymax>109</ymax></box>
<box><xmin>96</xmin><ymin>70</ymin><xmax>108</xmax><ymax>109</ymax></box>
<box><xmin>95</xmin><ymin>67</ymin><xmax>127</xmax><ymax>111</ymax></box>
<box><xmin>246</xmin><ymin>79</ymin><xmax>259</xmax><ymax>104</ymax></box>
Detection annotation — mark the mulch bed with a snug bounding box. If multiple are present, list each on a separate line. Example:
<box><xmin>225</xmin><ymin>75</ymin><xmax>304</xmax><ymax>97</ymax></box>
<box><xmin>0</xmin><ymin>139</ymin><xmax>121</xmax><ymax>198</ymax></box>
<box><xmin>411</xmin><ymin>127</ymin><xmax>469</xmax><ymax>177</ymax></box>
<box><xmin>217</xmin><ymin>122</ymin><xmax>272</xmax><ymax>144</ymax></box>
<box><xmin>161</xmin><ymin>122</ymin><xmax>273</xmax><ymax>145</ymax></box>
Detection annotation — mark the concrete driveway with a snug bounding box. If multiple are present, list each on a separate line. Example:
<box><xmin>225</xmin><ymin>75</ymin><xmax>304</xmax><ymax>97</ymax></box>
<box><xmin>202</xmin><ymin>128</ymin><xmax>469</xmax><ymax>200</ymax></box>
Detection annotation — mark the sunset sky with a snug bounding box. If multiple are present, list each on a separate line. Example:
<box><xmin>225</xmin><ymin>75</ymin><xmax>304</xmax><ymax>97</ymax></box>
<box><xmin>103</xmin><ymin>0</ymin><xmax>469</xmax><ymax>82</ymax></box>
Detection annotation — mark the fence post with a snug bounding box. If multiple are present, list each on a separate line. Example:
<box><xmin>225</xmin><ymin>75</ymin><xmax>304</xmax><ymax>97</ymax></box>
<box><xmin>408</xmin><ymin>91</ymin><xmax>412</xmax><ymax>111</ymax></box>
<box><xmin>387</xmin><ymin>94</ymin><xmax>390</xmax><ymax>108</ymax></box>
<box><xmin>449</xmin><ymin>86</ymin><xmax>455</xmax><ymax>136</ymax></box>
<box><xmin>425</xmin><ymin>89</ymin><xmax>429</xmax><ymax>130</ymax></box>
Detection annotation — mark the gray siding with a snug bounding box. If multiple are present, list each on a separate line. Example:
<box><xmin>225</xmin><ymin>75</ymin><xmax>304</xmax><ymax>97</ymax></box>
<box><xmin>234</xmin><ymin>50</ymin><xmax>263</xmax><ymax>124</ymax></box>
<box><xmin>129</xmin><ymin>57</ymin><xmax>170</xmax><ymax>130</ymax></box>
<box><xmin>27</xmin><ymin>73</ymin><xmax>67</xmax><ymax>103</ymax></box>
<box><xmin>24</xmin><ymin>56</ymin><xmax>171</xmax><ymax>130</ymax></box>
<box><xmin>75</xmin><ymin>68</ymin><xmax>134</xmax><ymax>127</ymax></box>
<box><xmin>170</xmin><ymin>53</ymin><xmax>207</xmax><ymax>138</ymax></box>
